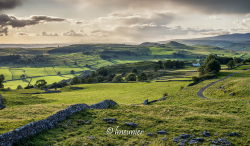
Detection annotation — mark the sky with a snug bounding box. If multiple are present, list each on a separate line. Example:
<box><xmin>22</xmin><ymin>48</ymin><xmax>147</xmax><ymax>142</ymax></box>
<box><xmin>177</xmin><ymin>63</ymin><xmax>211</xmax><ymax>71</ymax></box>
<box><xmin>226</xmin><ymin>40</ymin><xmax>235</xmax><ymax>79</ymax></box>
<box><xmin>0</xmin><ymin>0</ymin><xmax>250</xmax><ymax>44</ymax></box>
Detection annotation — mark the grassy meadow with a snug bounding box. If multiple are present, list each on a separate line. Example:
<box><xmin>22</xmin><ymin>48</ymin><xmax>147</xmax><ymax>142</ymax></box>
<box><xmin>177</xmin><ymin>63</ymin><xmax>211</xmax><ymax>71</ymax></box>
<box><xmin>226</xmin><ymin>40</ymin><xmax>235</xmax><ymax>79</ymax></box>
<box><xmin>0</xmin><ymin>65</ymin><xmax>249</xmax><ymax>145</ymax></box>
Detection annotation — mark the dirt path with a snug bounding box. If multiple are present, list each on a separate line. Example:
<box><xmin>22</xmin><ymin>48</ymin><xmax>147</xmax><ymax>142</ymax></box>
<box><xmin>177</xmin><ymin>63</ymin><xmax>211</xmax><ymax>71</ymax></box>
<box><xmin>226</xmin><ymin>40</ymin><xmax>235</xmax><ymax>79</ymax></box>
<box><xmin>197</xmin><ymin>73</ymin><xmax>237</xmax><ymax>98</ymax></box>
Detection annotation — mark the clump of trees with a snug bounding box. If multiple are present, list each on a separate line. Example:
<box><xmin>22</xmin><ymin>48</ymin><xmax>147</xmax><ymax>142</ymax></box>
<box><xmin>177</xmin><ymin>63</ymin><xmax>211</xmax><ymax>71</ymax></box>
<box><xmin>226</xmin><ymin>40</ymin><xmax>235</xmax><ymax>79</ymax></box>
<box><xmin>198</xmin><ymin>55</ymin><xmax>221</xmax><ymax>75</ymax></box>
<box><xmin>125</xmin><ymin>73</ymin><xmax>137</xmax><ymax>81</ymax></box>
<box><xmin>112</xmin><ymin>75</ymin><xmax>124</xmax><ymax>83</ymax></box>
<box><xmin>191</xmin><ymin>54</ymin><xmax>221</xmax><ymax>85</ymax></box>
<box><xmin>35</xmin><ymin>79</ymin><xmax>47</xmax><ymax>89</ymax></box>
<box><xmin>227</xmin><ymin>60</ymin><xmax>236</xmax><ymax>69</ymax></box>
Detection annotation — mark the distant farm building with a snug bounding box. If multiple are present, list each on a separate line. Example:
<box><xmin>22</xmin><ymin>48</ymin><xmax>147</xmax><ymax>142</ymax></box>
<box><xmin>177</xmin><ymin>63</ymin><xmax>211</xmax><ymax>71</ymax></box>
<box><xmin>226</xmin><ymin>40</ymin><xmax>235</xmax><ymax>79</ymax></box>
<box><xmin>192</xmin><ymin>63</ymin><xmax>201</xmax><ymax>67</ymax></box>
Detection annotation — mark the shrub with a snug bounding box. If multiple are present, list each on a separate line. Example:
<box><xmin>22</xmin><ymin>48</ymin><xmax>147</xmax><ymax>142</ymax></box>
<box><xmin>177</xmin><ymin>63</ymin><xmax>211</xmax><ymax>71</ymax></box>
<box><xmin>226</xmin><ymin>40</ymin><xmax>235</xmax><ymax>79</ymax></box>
<box><xmin>97</xmin><ymin>68</ymin><xmax>109</xmax><ymax>76</ymax></box>
<box><xmin>125</xmin><ymin>73</ymin><xmax>137</xmax><ymax>81</ymax></box>
<box><xmin>70</xmin><ymin>70</ymin><xmax>75</xmax><ymax>74</ymax></box>
<box><xmin>112</xmin><ymin>75</ymin><xmax>124</xmax><ymax>83</ymax></box>
<box><xmin>70</xmin><ymin>77</ymin><xmax>81</xmax><ymax>85</ymax></box>
<box><xmin>227</xmin><ymin>60</ymin><xmax>236</xmax><ymax>69</ymax></box>
<box><xmin>138</xmin><ymin>73</ymin><xmax>147</xmax><ymax>81</ymax></box>
<box><xmin>35</xmin><ymin>79</ymin><xmax>47</xmax><ymax>89</ymax></box>
<box><xmin>192</xmin><ymin>76</ymin><xmax>200</xmax><ymax>83</ymax></box>
<box><xmin>16</xmin><ymin>85</ymin><xmax>23</xmax><ymax>90</ymax></box>
<box><xmin>132</xmin><ymin>69</ymin><xmax>138</xmax><ymax>74</ymax></box>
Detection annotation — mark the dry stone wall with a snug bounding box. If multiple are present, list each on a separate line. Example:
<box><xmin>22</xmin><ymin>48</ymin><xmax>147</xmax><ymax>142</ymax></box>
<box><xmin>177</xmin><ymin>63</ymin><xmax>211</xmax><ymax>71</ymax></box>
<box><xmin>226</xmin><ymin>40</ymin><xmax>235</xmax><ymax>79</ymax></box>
<box><xmin>0</xmin><ymin>100</ymin><xmax>117</xmax><ymax>146</ymax></box>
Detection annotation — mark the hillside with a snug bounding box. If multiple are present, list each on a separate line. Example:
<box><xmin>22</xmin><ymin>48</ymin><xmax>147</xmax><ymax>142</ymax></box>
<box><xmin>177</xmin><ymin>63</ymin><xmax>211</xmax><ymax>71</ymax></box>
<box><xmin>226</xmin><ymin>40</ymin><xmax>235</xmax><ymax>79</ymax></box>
<box><xmin>0</xmin><ymin>65</ymin><xmax>248</xmax><ymax>145</ymax></box>
<box><xmin>168</xmin><ymin>33</ymin><xmax>250</xmax><ymax>51</ymax></box>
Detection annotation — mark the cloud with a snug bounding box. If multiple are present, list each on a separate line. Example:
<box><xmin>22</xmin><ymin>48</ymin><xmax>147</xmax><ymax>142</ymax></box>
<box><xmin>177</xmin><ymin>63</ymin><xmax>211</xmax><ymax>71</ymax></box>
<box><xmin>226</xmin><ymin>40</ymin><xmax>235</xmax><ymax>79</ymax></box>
<box><xmin>57</xmin><ymin>0</ymin><xmax>250</xmax><ymax>14</ymax></box>
<box><xmin>0</xmin><ymin>27</ymin><xmax>7</xmax><ymax>36</ymax></box>
<box><xmin>90</xmin><ymin>24</ymin><xmax>217</xmax><ymax>42</ymax></box>
<box><xmin>0</xmin><ymin>0</ymin><xmax>23</xmax><ymax>10</ymax></box>
<box><xmin>41</xmin><ymin>32</ymin><xmax>59</xmax><ymax>36</ymax></box>
<box><xmin>17</xmin><ymin>32</ymin><xmax>28</xmax><ymax>36</ymax></box>
<box><xmin>63</xmin><ymin>30</ymin><xmax>85</xmax><ymax>37</ymax></box>
<box><xmin>0</xmin><ymin>14</ymin><xmax>66</xmax><ymax>35</ymax></box>
<box><xmin>172</xmin><ymin>0</ymin><xmax>250</xmax><ymax>14</ymax></box>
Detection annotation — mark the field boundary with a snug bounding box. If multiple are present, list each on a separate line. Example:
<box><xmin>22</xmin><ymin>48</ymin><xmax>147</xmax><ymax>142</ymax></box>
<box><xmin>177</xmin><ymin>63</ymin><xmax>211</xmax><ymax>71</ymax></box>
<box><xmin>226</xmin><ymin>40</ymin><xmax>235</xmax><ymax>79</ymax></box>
<box><xmin>0</xmin><ymin>100</ymin><xmax>117</xmax><ymax>145</ymax></box>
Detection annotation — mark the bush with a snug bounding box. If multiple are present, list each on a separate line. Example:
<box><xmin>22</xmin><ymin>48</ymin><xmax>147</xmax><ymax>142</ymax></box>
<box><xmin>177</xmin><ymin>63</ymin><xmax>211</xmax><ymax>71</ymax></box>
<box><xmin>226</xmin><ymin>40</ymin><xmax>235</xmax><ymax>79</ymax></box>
<box><xmin>125</xmin><ymin>73</ymin><xmax>137</xmax><ymax>81</ymax></box>
<box><xmin>97</xmin><ymin>68</ymin><xmax>109</xmax><ymax>76</ymax></box>
<box><xmin>226</xmin><ymin>60</ymin><xmax>235</xmax><ymax>69</ymax></box>
<box><xmin>138</xmin><ymin>73</ymin><xmax>147</xmax><ymax>81</ymax></box>
<box><xmin>70</xmin><ymin>77</ymin><xmax>81</xmax><ymax>85</ymax></box>
<box><xmin>16</xmin><ymin>85</ymin><xmax>23</xmax><ymax>90</ymax></box>
<box><xmin>199</xmin><ymin>54</ymin><xmax>221</xmax><ymax>75</ymax></box>
<box><xmin>35</xmin><ymin>80</ymin><xmax>47</xmax><ymax>89</ymax></box>
<box><xmin>112</xmin><ymin>75</ymin><xmax>124</xmax><ymax>83</ymax></box>
<box><xmin>132</xmin><ymin>69</ymin><xmax>138</xmax><ymax>74</ymax></box>
<box><xmin>70</xmin><ymin>70</ymin><xmax>75</xmax><ymax>74</ymax></box>
<box><xmin>192</xmin><ymin>76</ymin><xmax>200</xmax><ymax>83</ymax></box>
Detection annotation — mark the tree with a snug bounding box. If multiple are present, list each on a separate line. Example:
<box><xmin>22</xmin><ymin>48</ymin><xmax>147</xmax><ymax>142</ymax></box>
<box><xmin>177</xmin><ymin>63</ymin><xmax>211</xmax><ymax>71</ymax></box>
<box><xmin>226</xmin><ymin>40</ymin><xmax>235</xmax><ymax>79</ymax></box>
<box><xmin>132</xmin><ymin>69</ymin><xmax>138</xmax><ymax>74</ymax></box>
<box><xmin>112</xmin><ymin>75</ymin><xmax>124</xmax><ymax>83</ymax></box>
<box><xmin>138</xmin><ymin>73</ymin><xmax>147</xmax><ymax>81</ymax></box>
<box><xmin>198</xmin><ymin>54</ymin><xmax>221</xmax><ymax>75</ymax></box>
<box><xmin>97</xmin><ymin>68</ymin><xmax>109</xmax><ymax>76</ymax></box>
<box><xmin>20</xmin><ymin>74</ymin><xmax>26</xmax><ymax>80</ymax></box>
<box><xmin>0</xmin><ymin>74</ymin><xmax>4</xmax><ymax>89</ymax></box>
<box><xmin>125</xmin><ymin>73</ymin><xmax>137</xmax><ymax>81</ymax></box>
<box><xmin>16</xmin><ymin>85</ymin><xmax>23</xmax><ymax>90</ymax></box>
<box><xmin>70</xmin><ymin>77</ymin><xmax>81</xmax><ymax>85</ymax></box>
<box><xmin>227</xmin><ymin>60</ymin><xmax>235</xmax><ymax>69</ymax></box>
<box><xmin>35</xmin><ymin>79</ymin><xmax>47</xmax><ymax>89</ymax></box>
<box><xmin>158</xmin><ymin>61</ymin><xmax>164</xmax><ymax>69</ymax></box>
<box><xmin>204</xmin><ymin>59</ymin><xmax>221</xmax><ymax>74</ymax></box>
<box><xmin>70</xmin><ymin>70</ymin><xmax>75</xmax><ymax>74</ymax></box>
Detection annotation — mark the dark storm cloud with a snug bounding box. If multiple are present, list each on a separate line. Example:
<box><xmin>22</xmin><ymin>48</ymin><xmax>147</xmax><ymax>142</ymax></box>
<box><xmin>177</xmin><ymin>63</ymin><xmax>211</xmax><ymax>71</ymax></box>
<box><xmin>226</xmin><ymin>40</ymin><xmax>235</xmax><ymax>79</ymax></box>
<box><xmin>0</xmin><ymin>0</ymin><xmax>23</xmax><ymax>10</ymax></box>
<box><xmin>0</xmin><ymin>14</ymin><xmax>66</xmax><ymax>35</ymax></box>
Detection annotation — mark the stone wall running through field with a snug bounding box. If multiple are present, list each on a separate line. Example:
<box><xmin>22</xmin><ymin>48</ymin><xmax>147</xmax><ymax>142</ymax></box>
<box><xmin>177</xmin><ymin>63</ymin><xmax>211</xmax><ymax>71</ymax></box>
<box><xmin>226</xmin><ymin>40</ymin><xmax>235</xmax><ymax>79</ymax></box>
<box><xmin>0</xmin><ymin>100</ymin><xmax>117</xmax><ymax>146</ymax></box>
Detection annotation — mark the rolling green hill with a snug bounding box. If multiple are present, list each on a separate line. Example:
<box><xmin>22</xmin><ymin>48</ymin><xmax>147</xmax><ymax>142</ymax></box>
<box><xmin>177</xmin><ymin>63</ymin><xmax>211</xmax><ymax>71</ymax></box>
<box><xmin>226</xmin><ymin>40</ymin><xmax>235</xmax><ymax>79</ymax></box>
<box><xmin>0</xmin><ymin>65</ymin><xmax>249</xmax><ymax>145</ymax></box>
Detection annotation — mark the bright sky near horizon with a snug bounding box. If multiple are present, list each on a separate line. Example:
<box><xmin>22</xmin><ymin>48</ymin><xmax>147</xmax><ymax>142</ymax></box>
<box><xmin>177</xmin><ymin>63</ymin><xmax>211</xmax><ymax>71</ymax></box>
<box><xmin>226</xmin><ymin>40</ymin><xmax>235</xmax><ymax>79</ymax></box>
<box><xmin>0</xmin><ymin>0</ymin><xmax>250</xmax><ymax>44</ymax></box>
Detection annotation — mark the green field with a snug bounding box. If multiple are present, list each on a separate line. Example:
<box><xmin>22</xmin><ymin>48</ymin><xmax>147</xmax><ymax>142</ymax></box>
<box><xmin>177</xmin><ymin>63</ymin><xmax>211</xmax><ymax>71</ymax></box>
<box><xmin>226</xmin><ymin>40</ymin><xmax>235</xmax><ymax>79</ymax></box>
<box><xmin>2</xmin><ymin>67</ymin><xmax>87</xmax><ymax>89</ymax></box>
<box><xmin>0</xmin><ymin>65</ymin><xmax>249</xmax><ymax>145</ymax></box>
<box><xmin>0</xmin><ymin>42</ymin><xmax>250</xmax><ymax>145</ymax></box>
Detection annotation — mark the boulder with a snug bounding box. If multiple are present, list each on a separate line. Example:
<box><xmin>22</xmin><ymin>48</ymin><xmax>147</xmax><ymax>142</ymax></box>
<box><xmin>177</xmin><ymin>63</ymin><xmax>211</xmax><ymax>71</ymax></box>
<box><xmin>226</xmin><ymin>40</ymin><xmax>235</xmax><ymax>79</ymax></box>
<box><xmin>229</xmin><ymin>92</ymin><xmax>236</xmax><ymax>96</ymax></box>
<box><xmin>178</xmin><ymin>139</ymin><xmax>188</xmax><ymax>146</ymax></box>
<box><xmin>157</xmin><ymin>130</ymin><xmax>167</xmax><ymax>135</ymax></box>
<box><xmin>173</xmin><ymin>137</ymin><xmax>180</xmax><ymax>143</ymax></box>
<box><xmin>211</xmin><ymin>138</ymin><xmax>231</xmax><ymax>145</ymax></box>
<box><xmin>179</xmin><ymin>134</ymin><xmax>191</xmax><ymax>139</ymax></box>
<box><xmin>202</xmin><ymin>131</ymin><xmax>211</xmax><ymax>137</ymax></box>
<box><xmin>188</xmin><ymin>138</ymin><xmax>205</xmax><ymax>144</ymax></box>
<box><xmin>160</xmin><ymin>96</ymin><xmax>167</xmax><ymax>101</ymax></box>
<box><xmin>228</xmin><ymin>132</ymin><xmax>240</xmax><ymax>137</ymax></box>
<box><xmin>143</xmin><ymin>99</ymin><xmax>149</xmax><ymax>105</ymax></box>
<box><xmin>103</xmin><ymin>118</ymin><xmax>117</xmax><ymax>124</ymax></box>
<box><xmin>162</xmin><ymin>137</ymin><xmax>168</xmax><ymax>141</ymax></box>
<box><xmin>147</xmin><ymin>133</ymin><xmax>154</xmax><ymax>137</ymax></box>
<box><xmin>125</xmin><ymin>122</ymin><xmax>138</xmax><ymax>128</ymax></box>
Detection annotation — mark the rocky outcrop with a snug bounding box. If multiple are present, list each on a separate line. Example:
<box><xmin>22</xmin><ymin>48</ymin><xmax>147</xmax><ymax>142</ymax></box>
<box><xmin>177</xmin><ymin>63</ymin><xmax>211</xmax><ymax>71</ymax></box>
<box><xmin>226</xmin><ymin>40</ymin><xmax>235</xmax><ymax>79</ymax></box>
<box><xmin>0</xmin><ymin>95</ymin><xmax>5</xmax><ymax>110</ymax></box>
<box><xmin>0</xmin><ymin>100</ymin><xmax>117</xmax><ymax>146</ymax></box>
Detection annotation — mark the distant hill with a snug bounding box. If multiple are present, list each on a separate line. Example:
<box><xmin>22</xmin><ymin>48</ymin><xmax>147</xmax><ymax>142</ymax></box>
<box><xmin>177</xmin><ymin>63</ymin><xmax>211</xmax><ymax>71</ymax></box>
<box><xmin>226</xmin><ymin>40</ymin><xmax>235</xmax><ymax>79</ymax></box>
<box><xmin>161</xmin><ymin>33</ymin><xmax>250</xmax><ymax>50</ymax></box>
